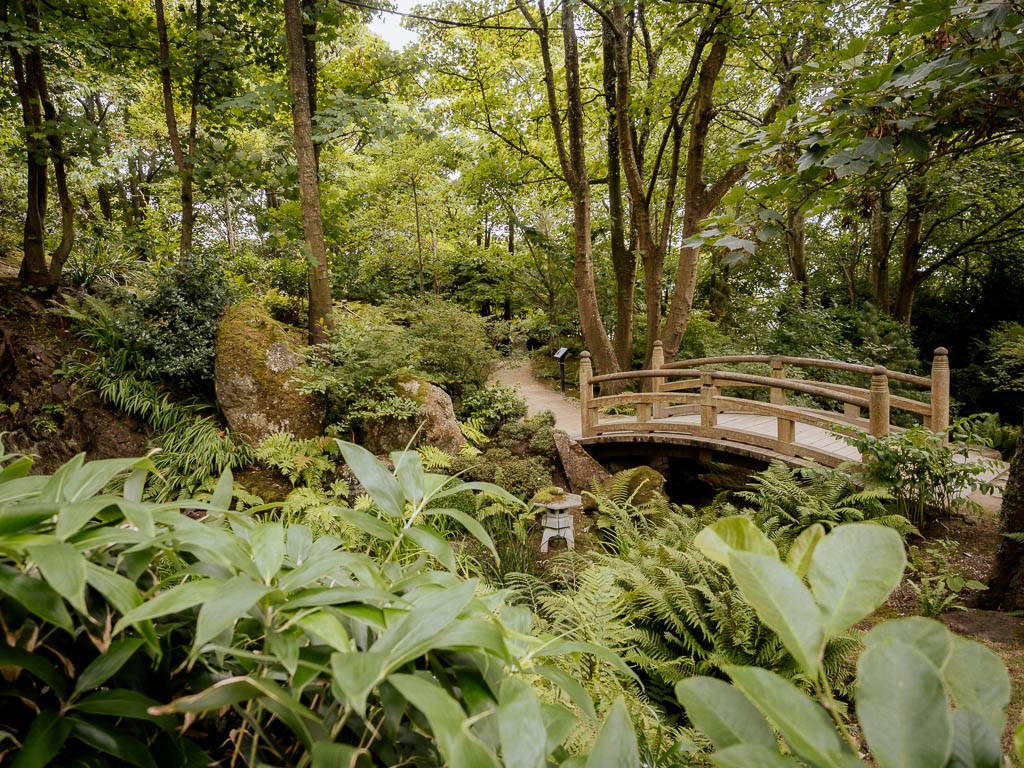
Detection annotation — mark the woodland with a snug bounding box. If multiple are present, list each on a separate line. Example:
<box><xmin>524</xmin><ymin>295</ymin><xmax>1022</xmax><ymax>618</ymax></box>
<box><xmin>1</xmin><ymin>0</ymin><xmax>1024</xmax><ymax>766</ymax></box>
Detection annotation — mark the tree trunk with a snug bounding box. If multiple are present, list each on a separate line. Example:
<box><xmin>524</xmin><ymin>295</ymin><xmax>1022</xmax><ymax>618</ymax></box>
<box><xmin>224</xmin><ymin>196</ymin><xmax>236</xmax><ymax>258</ymax></box>
<box><xmin>602</xmin><ymin>17</ymin><xmax>636</xmax><ymax>371</ymax></box>
<box><xmin>983</xmin><ymin>439</ymin><xmax>1024</xmax><ymax>612</ymax></box>
<box><xmin>869</xmin><ymin>187</ymin><xmax>891</xmax><ymax>312</ymax></box>
<box><xmin>893</xmin><ymin>176</ymin><xmax>926</xmax><ymax>325</ymax></box>
<box><xmin>284</xmin><ymin>0</ymin><xmax>333</xmax><ymax>344</ymax></box>
<box><xmin>411</xmin><ymin>178</ymin><xmax>424</xmax><ymax>296</ymax></box>
<box><xmin>785</xmin><ymin>202</ymin><xmax>809</xmax><ymax>295</ymax></box>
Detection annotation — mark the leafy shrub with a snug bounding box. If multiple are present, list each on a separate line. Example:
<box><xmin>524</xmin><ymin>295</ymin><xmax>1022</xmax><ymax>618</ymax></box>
<box><xmin>982</xmin><ymin>321</ymin><xmax>1024</xmax><ymax>403</ymax></box>
<box><xmin>459</xmin><ymin>383</ymin><xmax>528</xmax><ymax>432</ymax></box>
<box><xmin>452</xmin><ymin>446</ymin><xmax>554</xmax><ymax>499</ymax></box>
<box><xmin>843</xmin><ymin>420</ymin><xmax>999</xmax><ymax>526</ymax></box>
<box><xmin>386</xmin><ymin>296</ymin><xmax>496</xmax><ymax>398</ymax></box>
<box><xmin>115</xmin><ymin>252</ymin><xmax>240</xmax><ymax>391</ymax></box>
<box><xmin>969</xmin><ymin>411</ymin><xmax>1020</xmax><ymax>459</ymax></box>
<box><xmin>0</xmin><ymin>441</ymin><xmax>642</xmax><ymax>767</ymax></box>
<box><xmin>679</xmin><ymin>517</ymin><xmax>1018</xmax><ymax>768</ymax></box>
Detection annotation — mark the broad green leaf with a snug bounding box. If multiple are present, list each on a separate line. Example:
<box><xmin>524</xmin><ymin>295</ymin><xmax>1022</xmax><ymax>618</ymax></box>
<box><xmin>1015</xmin><ymin>710</ymin><xmax>1023</xmax><ymax>764</ymax></box>
<box><xmin>251</xmin><ymin>522</ymin><xmax>285</xmax><ymax>584</ymax></box>
<box><xmin>389</xmin><ymin>672</ymin><xmax>500</xmax><ymax>768</ymax></box>
<box><xmin>113</xmin><ymin>578</ymin><xmax>221</xmax><ymax>635</ymax></box>
<box><xmin>286</xmin><ymin>523</ymin><xmax>313</xmax><ymax>564</ymax></box>
<box><xmin>900</xmin><ymin>131</ymin><xmax>929</xmax><ymax>161</ymax></box>
<box><xmin>710</xmin><ymin>744</ymin><xmax>802</xmax><ymax>768</ymax></box>
<box><xmin>376</xmin><ymin>579</ymin><xmax>477</xmax><ymax>663</ymax></box>
<box><xmin>331</xmin><ymin>650</ymin><xmax>389</xmax><ymax>715</ymax></box>
<box><xmin>947</xmin><ymin>708</ymin><xmax>1001</xmax><ymax>768</ymax></box>
<box><xmin>432</xmin><ymin>617</ymin><xmax>510</xmax><ymax>659</ymax></box>
<box><xmin>84</xmin><ymin>562</ymin><xmax>142</xmax><ymax>616</ymax></box>
<box><xmin>857</xmin><ymin>641</ymin><xmax>952</xmax><ymax>768</ymax></box>
<box><xmin>73</xmin><ymin>689</ymin><xmax>176</xmax><ymax>732</ymax></box>
<box><xmin>499</xmin><ymin>677</ymin><xmax>547</xmax><ymax>768</ymax></box>
<box><xmin>297</xmin><ymin>610</ymin><xmax>351</xmax><ymax>653</ymax></box>
<box><xmin>403</xmin><ymin>525</ymin><xmax>457</xmax><ymax>572</ymax></box>
<box><xmin>329</xmin><ymin>505</ymin><xmax>396</xmax><ymax>541</ymax></box>
<box><xmin>28</xmin><ymin>541</ymin><xmax>86</xmax><ymax>611</ymax></box>
<box><xmin>585</xmin><ymin>697</ymin><xmax>640</xmax><ymax>768</ymax></box>
<box><xmin>728</xmin><ymin>552</ymin><xmax>823</xmax><ymax>676</ymax></box>
<box><xmin>532</xmin><ymin>640</ymin><xmax>639</xmax><ymax>684</ymax></box>
<box><xmin>73</xmin><ymin>638</ymin><xmax>144</xmax><ymax>696</ymax></box>
<box><xmin>391</xmin><ymin>450</ymin><xmax>426</xmax><ymax>505</ymax></box>
<box><xmin>311</xmin><ymin>742</ymin><xmax>366</xmax><ymax>768</ymax></box>
<box><xmin>786</xmin><ymin>524</ymin><xmax>824</xmax><ymax>579</ymax></box>
<box><xmin>943</xmin><ymin>637</ymin><xmax>1010</xmax><ymax>737</ymax></box>
<box><xmin>67</xmin><ymin>715</ymin><xmax>157</xmax><ymax>768</ymax></box>
<box><xmin>808</xmin><ymin>524</ymin><xmax>906</xmax><ymax>637</ymax></box>
<box><xmin>268</xmin><ymin>627</ymin><xmax>300</xmax><ymax>676</ymax></box>
<box><xmin>0</xmin><ymin>455</ymin><xmax>32</xmax><ymax>483</ymax></box>
<box><xmin>864</xmin><ymin>617</ymin><xmax>953</xmax><ymax>668</ymax></box>
<box><xmin>695</xmin><ymin>516</ymin><xmax>779</xmax><ymax>567</ymax></box>
<box><xmin>337</xmin><ymin>441</ymin><xmax>406</xmax><ymax>518</ymax></box>
<box><xmin>0</xmin><ymin>501</ymin><xmax>55</xmax><ymax>535</ymax></box>
<box><xmin>193</xmin><ymin>574</ymin><xmax>270</xmax><ymax>653</ymax></box>
<box><xmin>541</xmin><ymin>703</ymin><xmax>577</xmax><ymax>755</ymax></box>
<box><xmin>55</xmin><ymin>496</ymin><xmax>119</xmax><ymax>541</ymax></box>
<box><xmin>725</xmin><ymin>666</ymin><xmax>844</xmax><ymax>768</ymax></box>
<box><xmin>10</xmin><ymin>709</ymin><xmax>70</xmax><ymax>768</ymax></box>
<box><xmin>426</xmin><ymin>508</ymin><xmax>498</xmax><ymax>563</ymax></box>
<box><xmin>431</xmin><ymin>480</ymin><xmax>524</xmax><ymax>507</ymax></box>
<box><xmin>0</xmin><ymin>562</ymin><xmax>73</xmax><ymax>630</ymax></box>
<box><xmin>675</xmin><ymin>677</ymin><xmax>776</xmax><ymax>751</ymax></box>
<box><xmin>0</xmin><ymin>644</ymin><xmax>68</xmax><ymax>699</ymax></box>
<box><xmin>122</xmin><ymin>467</ymin><xmax>147</xmax><ymax>503</ymax></box>
<box><xmin>210</xmin><ymin>467</ymin><xmax>233</xmax><ymax>510</ymax></box>
<box><xmin>533</xmin><ymin>665</ymin><xmax>596</xmax><ymax>720</ymax></box>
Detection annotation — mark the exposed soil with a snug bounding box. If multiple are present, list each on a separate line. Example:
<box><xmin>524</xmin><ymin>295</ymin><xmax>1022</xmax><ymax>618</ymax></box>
<box><xmin>491</xmin><ymin>358</ymin><xmax>582</xmax><ymax>433</ymax></box>
<box><xmin>0</xmin><ymin>276</ymin><xmax>151</xmax><ymax>472</ymax></box>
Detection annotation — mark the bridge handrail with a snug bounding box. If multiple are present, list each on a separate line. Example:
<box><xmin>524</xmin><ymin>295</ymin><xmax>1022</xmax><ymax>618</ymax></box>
<box><xmin>577</xmin><ymin>345</ymin><xmax>952</xmax><ymax>444</ymax></box>
<box><xmin>661</xmin><ymin>354</ymin><xmax>932</xmax><ymax>388</ymax></box>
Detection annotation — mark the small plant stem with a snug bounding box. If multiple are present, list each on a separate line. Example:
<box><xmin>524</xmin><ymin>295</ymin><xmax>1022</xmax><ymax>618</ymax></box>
<box><xmin>816</xmin><ymin>670</ymin><xmax>860</xmax><ymax>754</ymax></box>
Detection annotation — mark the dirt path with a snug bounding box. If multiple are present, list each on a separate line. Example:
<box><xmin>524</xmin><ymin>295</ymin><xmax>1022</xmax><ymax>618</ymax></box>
<box><xmin>491</xmin><ymin>360</ymin><xmax>581</xmax><ymax>433</ymax></box>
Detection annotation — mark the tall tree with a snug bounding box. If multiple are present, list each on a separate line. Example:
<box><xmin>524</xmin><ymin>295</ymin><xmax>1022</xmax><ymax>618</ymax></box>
<box><xmin>284</xmin><ymin>0</ymin><xmax>333</xmax><ymax>343</ymax></box>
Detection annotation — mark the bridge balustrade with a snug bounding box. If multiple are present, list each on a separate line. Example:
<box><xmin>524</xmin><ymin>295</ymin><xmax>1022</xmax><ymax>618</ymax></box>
<box><xmin>577</xmin><ymin>344</ymin><xmax>951</xmax><ymax>467</ymax></box>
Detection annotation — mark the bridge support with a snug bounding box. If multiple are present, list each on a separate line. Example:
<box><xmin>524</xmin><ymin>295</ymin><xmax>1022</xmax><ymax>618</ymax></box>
<box><xmin>770</xmin><ymin>356</ymin><xmax>795</xmax><ymax>443</ymax></box>
<box><xmin>651</xmin><ymin>341</ymin><xmax>666</xmax><ymax>418</ymax></box>
<box><xmin>700</xmin><ymin>373</ymin><xmax>717</xmax><ymax>427</ymax></box>
<box><xmin>869</xmin><ymin>366</ymin><xmax>890</xmax><ymax>437</ymax></box>
<box><xmin>930</xmin><ymin>347</ymin><xmax>950</xmax><ymax>441</ymax></box>
<box><xmin>579</xmin><ymin>351</ymin><xmax>594</xmax><ymax>436</ymax></box>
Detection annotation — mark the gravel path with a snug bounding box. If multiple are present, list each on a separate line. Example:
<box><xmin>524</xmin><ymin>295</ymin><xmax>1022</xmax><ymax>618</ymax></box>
<box><xmin>491</xmin><ymin>360</ymin><xmax>581</xmax><ymax>433</ymax></box>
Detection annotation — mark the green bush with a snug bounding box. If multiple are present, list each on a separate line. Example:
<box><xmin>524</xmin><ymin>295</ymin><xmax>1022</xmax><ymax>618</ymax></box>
<box><xmin>459</xmin><ymin>383</ymin><xmax>528</xmax><ymax>432</ymax></box>
<box><xmin>982</xmin><ymin>321</ymin><xmax>1024</xmax><ymax>414</ymax></box>
<box><xmin>0</xmin><ymin>441</ymin><xmax>642</xmax><ymax>767</ymax></box>
<box><xmin>114</xmin><ymin>252</ymin><xmax>240</xmax><ymax>391</ymax></box>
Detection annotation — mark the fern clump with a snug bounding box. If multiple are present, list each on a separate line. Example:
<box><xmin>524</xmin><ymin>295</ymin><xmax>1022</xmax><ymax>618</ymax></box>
<box><xmin>256</xmin><ymin>432</ymin><xmax>338</xmax><ymax>488</ymax></box>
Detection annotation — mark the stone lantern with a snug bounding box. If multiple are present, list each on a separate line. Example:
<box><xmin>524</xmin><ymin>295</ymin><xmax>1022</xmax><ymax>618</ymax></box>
<box><xmin>531</xmin><ymin>486</ymin><xmax>582</xmax><ymax>552</ymax></box>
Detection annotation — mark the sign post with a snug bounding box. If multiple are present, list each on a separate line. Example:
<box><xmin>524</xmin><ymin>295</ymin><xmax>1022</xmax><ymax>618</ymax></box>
<box><xmin>553</xmin><ymin>347</ymin><xmax>569</xmax><ymax>395</ymax></box>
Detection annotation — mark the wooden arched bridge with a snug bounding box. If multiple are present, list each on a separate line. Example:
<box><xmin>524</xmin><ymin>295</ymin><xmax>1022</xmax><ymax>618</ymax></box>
<box><xmin>574</xmin><ymin>344</ymin><xmax>955</xmax><ymax>470</ymax></box>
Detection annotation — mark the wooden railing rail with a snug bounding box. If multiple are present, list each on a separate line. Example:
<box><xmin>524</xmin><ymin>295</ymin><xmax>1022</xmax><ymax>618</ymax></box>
<box><xmin>577</xmin><ymin>345</ymin><xmax>952</xmax><ymax>455</ymax></box>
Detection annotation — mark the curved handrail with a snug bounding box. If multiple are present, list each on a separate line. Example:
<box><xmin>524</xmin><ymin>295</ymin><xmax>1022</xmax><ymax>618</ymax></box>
<box><xmin>662</xmin><ymin>354</ymin><xmax>932</xmax><ymax>388</ymax></box>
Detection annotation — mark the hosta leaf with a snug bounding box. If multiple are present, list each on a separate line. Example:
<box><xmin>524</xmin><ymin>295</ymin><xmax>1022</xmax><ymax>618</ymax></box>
<box><xmin>695</xmin><ymin>516</ymin><xmax>778</xmax><ymax>567</ymax></box>
<box><xmin>499</xmin><ymin>677</ymin><xmax>547</xmax><ymax>768</ymax></box>
<box><xmin>856</xmin><ymin>641</ymin><xmax>952</xmax><ymax>768</ymax></box>
<box><xmin>585</xmin><ymin>698</ymin><xmax>640</xmax><ymax>768</ymax></box>
<box><xmin>947</xmin><ymin>708</ymin><xmax>1001</xmax><ymax>768</ymax></box>
<box><xmin>728</xmin><ymin>552</ymin><xmax>822</xmax><ymax>676</ymax></box>
<box><xmin>336</xmin><ymin>441</ymin><xmax>406</xmax><ymax>518</ymax></box>
<box><xmin>943</xmin><ymin>637</ymin><xmax>1010</xmax><ymax>737</ymax></box>
<box><xmin>725</xmin><ymin>666</ymin><xmax>844</xmax><ymax>768</ymax></box>
<box><xmin>785</xmin><ymin>524</ymin><xmax>824</xmax><ymax>579</ymax></box>
<box><xmin>675</xmin><ymin>676</ymin><xmax>776</xmax><ymax>751</ymax></box>
<box><xmin>808</xmin><ymin>524</ymin><xmax>905</xmax><ymax>637</ymax></box>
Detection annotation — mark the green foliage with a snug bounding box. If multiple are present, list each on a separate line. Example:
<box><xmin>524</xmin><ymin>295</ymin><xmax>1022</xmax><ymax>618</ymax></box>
<box><xmin>113</xmin><ymin>253</ymin><xmax>241</xmax><ymax>391</ymax></box>
<box><xmin>459</xmin><ymin>383</ymin><xmax>528</xmax><ymax>432</ymax></box>
<box><xmin>720</xmin><ymin>460</ymin><xmax>915</xmax><ymax>542</ymax></box>
<box><xmin>255</xmin><ymin>432</ymin><xmax>338</xmax><ymax>488</ymax></box>
<box><xmin>0</xmin><ymin>439</ymin><xmax>641</xmax><ymax>766</ymax></box>
<box><xmin>968</xmin><ymin>412</ymin><xmax>1020</xmax><ymax>460</ymax></box>
<box><xmin>681</xmin><ymin>519</ymin><xmax>1015</xmax><ymax>767</ymax></box>
<box><xmin>907</xmin><ymin>538</ymin><xmax>988</xmax><ymax>617</ymax></box>
<box><xmin>843</xmin><ymin>420</ymin><xmax>998</xmax><ymax>526</ymax></box>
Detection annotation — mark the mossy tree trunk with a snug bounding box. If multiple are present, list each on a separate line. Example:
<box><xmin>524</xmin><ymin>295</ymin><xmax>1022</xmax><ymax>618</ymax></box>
<box><xmin>984</xmin><ymin>439</ymin><xmax>1024</xmax><ymax>612</ymax></box>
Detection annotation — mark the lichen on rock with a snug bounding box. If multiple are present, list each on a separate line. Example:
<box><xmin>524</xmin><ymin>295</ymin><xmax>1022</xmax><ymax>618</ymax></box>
<box><xmin>214</xmin><ymin>300</ymin><xmax>324</xmax><ymax>444</ymax></box>
<box><xmin>359</xmin><ymin>374</ymin><xmax>464</xmax><ymax>455</ymax></box>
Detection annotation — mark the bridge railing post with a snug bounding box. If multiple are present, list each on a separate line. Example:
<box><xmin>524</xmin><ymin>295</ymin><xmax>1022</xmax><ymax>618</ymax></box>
<box><xmin>579</xmin><ymin>351</ymin><xmax>594</xmax><ymax>436</ymax></box>
<box><xmin>770</xmin><ymin>355</ymin><xmax>795</xmax><ymax>443</ymax></box>
<box><xmin>651</xmin><ymin>340</ymin><xmax>665</xmax><ymax>419</ymax></box>
<box><xmin>930</xmin><ymin>346</ymin><xmax>950</xmax><ymax>442</ymax></box>
<box><xmin>869</xmin><ymin>366</ymin><xmax>890</xmax><ymax>437</ymax></box>
<box><xmin>700</xmin><ymin>373</ymin><xmax>717</xmax><ymax>427</ymax></box>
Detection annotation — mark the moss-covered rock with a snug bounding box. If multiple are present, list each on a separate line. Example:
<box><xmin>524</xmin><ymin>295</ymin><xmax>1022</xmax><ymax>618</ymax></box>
<box><xmin>214</xmin><ymin>300</ymin><xmax>324</xmax><ymax>444</ymax></box>
<box><xmin>360</xmin><ymin>375</ymin><xmax>464</xmax><ymax>454</ymax></box>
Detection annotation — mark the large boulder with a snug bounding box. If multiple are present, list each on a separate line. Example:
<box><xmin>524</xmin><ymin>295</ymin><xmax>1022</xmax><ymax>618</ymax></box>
<box><xmin>554</xmin><ymin>431</ymin><xmax>611</xmax><ymax>494</ymax></box>
<box><xmin>214</xmin><ymin>300</ymin><xmax>324</xmax><ymax>444</ymax></box>
<box><xmin>360</xmin><ymin>375</ymin><xmax>464</xmax><ymax>455</ymax></box>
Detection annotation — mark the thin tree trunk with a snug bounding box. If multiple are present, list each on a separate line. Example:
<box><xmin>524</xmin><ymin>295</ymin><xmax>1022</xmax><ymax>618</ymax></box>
<box><xmin>411</xmin><ymin>178</ymin><xmax>425</xmax><ymax>297</ymax></box>
<box><xmin>224</xmin><ymin>196</ymin><xmax>236</xmax><ymax>258</ymax></box>
<box><xmin>893</xmin><ymin>177</ymin><xmax>926</xmax><ymax>325</ymax></box>
<box><xmin>785</xmin><ymin>202</ymin><xmax>809</xmax><ymax>295</ymax></box>
<box><xmin>603</xmin><ymin>16</ymin><xmax>636</xmax><ymax>371</ymax></box>
<box><xmin>983</xmin><ymin>439</ymin><xmax>1024</xmax><ymax>612</ymax></box>
<box><xmin>284</xmin><ymin>0</ymin><xmax>333</xmax><ymax>344</ymax></box>
<box><xmin>869</xmin><ymin>187</ymin><xmax>891</xmax><ymax>312</ymax></box>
